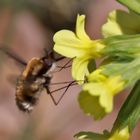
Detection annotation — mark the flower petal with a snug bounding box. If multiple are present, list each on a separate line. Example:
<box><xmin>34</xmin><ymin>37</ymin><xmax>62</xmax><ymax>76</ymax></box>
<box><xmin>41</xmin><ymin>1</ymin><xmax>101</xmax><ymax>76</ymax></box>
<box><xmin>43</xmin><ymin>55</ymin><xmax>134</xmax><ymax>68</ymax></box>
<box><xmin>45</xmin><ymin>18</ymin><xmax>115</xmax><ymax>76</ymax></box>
<box><xmin>109</xmin><ymin>127</ymin><xmax>130</xmax><ymax>140</ymax></box>
<box><xmin>53</xmin><ymin>30</ymin><xmax>85</xmax><ymax>58</ymax></box>
<box><xmin>53</xmin><ymin>30</ymin><xmax>96</xmax><ymax>58</ymax></box>
<box><xmin>72</xmin><ymin>56</ymin><xmax>91</xmax><ymax>82</ymax></box>
<box><xmin>76</xmin><ymin>14</ymin><xmax>90</xmax><ymax>41</ymax></box>
<box><xmin>84</xmin><ymin>82</ymin><xmax>113</xmax><ymax>113</ymax></box>
<box><xmin>54</xmin><ymin>44</ymin><xmax>86</xmax><ymax>58</ymax></box>
<box><xmin>54</xmin><ymin>30</ymin><xmax>82</xmax><ymax>47</ymax></box>
<box><xmin>102</xmin><ymin>10</ymin><xmax>140</xmax><ymax>37</ymax></box>
<box><xmin>78</xmin><ymin>90</ymin><xmax>106</xmax><ymax>120</ymax></box>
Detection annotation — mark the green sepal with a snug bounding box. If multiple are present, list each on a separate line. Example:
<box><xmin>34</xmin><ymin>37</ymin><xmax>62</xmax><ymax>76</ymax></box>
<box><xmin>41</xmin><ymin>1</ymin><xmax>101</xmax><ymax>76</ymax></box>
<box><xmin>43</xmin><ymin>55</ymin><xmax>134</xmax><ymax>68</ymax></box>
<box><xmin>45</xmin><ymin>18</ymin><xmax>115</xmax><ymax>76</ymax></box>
<box><xmin>101</xmin><ymin>57</ymin><xmax>140</xmax><ymax>87</ymax></box>
<box><xmin>117</xmin><ymin>0</ymin><xmax>140</xmax><ymax>14</ymax></box>
<box><xmin>102</xmin><ymin>34</ymin><xmax>140</xmax><ymax>59</ymax></box>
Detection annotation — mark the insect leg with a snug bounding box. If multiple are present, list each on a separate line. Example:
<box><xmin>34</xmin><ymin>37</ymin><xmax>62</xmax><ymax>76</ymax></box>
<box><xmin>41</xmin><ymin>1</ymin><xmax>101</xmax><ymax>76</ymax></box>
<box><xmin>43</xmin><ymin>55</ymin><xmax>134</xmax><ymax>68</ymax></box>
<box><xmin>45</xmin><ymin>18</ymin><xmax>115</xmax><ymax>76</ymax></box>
<box><xmin>56</xmin><ymin>58</ymin><xmax>72</xmax><ymax>71</ymax></box>
<box><xmin>46</xmin><ymin>86</ymin><xmax>58</xmax><ymax>105</ymax></box>
<box><xmin>45</xmin><ymin>81</ymin><xmax>77</xmax><ymax>105</ymax></box>
<box><xmin>51</xmin><ymin>58</ymin><xmax>73</xmax><ymax>74</ymax></box>
<box><xmin>53</xmin><ymin>80</ymin><xmax>77</xmax><ymax>105</ymax></box>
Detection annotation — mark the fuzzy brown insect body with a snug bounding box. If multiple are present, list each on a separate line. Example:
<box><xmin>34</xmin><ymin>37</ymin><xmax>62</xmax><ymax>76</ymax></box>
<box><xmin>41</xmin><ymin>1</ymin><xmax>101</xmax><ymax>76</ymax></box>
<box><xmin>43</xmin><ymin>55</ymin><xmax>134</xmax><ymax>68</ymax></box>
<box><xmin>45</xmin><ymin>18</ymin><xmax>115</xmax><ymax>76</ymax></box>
<box><xmin>0</xmin><ymin>47</ymin><xmax>73</xmax><ymax>112</ymax></box>
<box><xmin>16</xmin><ymin>57</ymin><xmax>55</xmax><ymax>112</ymax></box>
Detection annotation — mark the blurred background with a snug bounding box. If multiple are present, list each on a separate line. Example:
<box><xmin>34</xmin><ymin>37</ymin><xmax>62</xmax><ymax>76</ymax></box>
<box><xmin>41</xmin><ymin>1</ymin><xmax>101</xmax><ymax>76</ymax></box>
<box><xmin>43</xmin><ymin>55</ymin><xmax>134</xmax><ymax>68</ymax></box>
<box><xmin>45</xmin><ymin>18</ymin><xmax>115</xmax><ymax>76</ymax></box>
<box><xmin>0</xmin><ymin>0</ymin><xmax>139</xmax><ymax>140</ymax></box>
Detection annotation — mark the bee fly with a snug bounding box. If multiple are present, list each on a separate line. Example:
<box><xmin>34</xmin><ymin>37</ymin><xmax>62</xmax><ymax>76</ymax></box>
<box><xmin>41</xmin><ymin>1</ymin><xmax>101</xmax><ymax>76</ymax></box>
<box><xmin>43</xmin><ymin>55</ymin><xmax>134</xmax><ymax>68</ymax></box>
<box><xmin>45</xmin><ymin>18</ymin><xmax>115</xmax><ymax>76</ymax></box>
<box><xmin>16</xmin><ymin>55</ymin><xmax>56</xmax><ymax>112</ymax></box>
<box><xmin>0</xmin><ymin>47</ymin><xmax>74</xmax><ymax>112</ymax></box>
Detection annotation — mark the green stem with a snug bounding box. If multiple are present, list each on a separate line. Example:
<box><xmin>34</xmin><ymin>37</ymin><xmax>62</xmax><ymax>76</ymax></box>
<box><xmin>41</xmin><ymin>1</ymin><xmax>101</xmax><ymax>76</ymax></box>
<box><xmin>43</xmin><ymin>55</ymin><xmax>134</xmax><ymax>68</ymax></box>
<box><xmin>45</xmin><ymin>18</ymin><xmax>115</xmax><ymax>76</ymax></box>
<box><xmin>112</xmin><ymin>80</ymin><xmax>140</xmax><ymax>133</ymax></box>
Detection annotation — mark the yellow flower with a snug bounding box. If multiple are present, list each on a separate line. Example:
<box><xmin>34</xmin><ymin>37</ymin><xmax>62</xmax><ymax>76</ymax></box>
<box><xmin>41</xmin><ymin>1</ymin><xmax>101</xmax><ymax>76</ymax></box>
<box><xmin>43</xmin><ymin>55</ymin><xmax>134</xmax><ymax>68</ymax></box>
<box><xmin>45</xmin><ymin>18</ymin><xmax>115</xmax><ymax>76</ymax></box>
<box><xmin>102</xmin><ymin>10</ymin><xmax>140</xmax><ymax>37</ymax></box>
<box><xmin>79</xmin><ymin>69</ymin><xmax>125</xmax><ymax>119</ymax></box>
<box><xmin>53</xmin><ymin>14</ymin><xmax>104</xmax><ymax>58</ymax></box>
<box><xmin>53</xmin><ymin>14</ymin><xmax>105</xmax><ymax>81</ymax></box>
<box><xmin>75</xmin><ymin>126</ymin><xmax>130</xmax><ymax>140</ymax></box>
<box><xmin>109</xmin><ymin>127</ymin><xmax>130</xmax><ymax>140</ymax></box>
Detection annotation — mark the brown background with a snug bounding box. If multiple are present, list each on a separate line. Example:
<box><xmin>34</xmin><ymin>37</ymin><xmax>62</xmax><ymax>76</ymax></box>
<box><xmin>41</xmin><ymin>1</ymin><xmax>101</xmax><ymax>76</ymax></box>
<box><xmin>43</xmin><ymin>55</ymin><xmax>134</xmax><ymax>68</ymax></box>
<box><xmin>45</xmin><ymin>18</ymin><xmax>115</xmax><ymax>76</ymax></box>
<box><xmin>0</xmin><ymin>0</ymin><xmax>139</xmax><ymax>140</ymax></box>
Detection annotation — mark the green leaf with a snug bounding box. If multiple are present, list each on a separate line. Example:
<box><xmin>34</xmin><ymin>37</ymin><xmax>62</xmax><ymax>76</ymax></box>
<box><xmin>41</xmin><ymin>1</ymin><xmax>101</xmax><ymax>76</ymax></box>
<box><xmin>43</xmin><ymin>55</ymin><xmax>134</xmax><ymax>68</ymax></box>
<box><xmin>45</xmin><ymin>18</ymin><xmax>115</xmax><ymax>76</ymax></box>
<box><xmin>117</xmin><ymin>0</ymin><xmax>140</xmax><ymax>14</ymax></box>
<box><xmin>112</xmin><ymin>80</ymin><xmax>140</xmax><ymax>132</ymax></box>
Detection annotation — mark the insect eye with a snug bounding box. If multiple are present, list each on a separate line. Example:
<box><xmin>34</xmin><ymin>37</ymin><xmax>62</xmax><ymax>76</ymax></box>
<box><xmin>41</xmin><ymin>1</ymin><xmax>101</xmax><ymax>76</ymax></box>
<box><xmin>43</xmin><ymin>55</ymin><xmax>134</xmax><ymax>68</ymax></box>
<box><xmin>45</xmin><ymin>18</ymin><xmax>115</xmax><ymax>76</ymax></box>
<box><xmin>44</xmin><ymin>59</ymin><xmax>53</xmax><ymax>67</ymax></box>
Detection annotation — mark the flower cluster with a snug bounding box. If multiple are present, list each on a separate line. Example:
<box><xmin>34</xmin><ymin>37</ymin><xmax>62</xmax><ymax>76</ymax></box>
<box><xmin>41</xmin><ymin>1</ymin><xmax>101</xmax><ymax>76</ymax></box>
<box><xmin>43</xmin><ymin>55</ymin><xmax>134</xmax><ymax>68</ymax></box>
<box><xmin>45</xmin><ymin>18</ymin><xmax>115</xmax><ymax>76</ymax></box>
<box><xmin>53</xmin><ymin>2</ymin><xmax>140</xmax><ymax>139</ymax></box>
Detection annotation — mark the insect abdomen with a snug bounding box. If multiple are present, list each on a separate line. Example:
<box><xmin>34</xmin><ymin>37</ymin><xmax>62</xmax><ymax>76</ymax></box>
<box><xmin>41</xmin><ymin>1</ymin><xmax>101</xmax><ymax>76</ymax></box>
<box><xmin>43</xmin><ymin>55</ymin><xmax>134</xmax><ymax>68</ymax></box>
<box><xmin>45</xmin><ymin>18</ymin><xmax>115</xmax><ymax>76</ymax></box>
<box><xmin>16</xmin><ymin>76</ymin><xmax>43</xmax><ymax>112</ymax></box>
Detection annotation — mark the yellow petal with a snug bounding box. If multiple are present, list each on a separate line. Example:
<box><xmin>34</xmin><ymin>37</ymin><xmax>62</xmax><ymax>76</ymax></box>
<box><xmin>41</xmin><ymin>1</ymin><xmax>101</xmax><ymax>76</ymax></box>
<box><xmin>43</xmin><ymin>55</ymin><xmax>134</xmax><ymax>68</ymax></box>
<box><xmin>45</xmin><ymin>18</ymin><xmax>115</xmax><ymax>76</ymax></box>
<box><xmin>102</xmin><ymin>11</ymin><xmax>123</xmax><ymax>38</ymax></box>
<box><xmin>88</xmin><ymin>70</ymin><xmax>125</xmax><ymax>96</ymax></box>
<box><xmin>54</xmin><ymin>44</ymin><xmax>86</xmax><ymax>58</ymax></box>
<box><xmin>88</xmin><ymin>69</ymin><xmax>107</xmax><ymax>82</ymax></box>
<box><xmin>109</xmin><ymin>127</ymin><xmax>130</xmax><ymax>140</ymax></box>
<box><xmin>100</xmin><ymin>90</ymin><xmax>113</xmax><ymax>112</ymax></box>
<box><xmin>53</xmin><ymin>30</ymin><xmax>93</xmax><ymax>58</ymax></box>
<box><xmin>54</xmin><ymin>30</ymin><xmax>82</xmax><ymax>47</ymax></box>
<box><xmin>78</xmin><ymin>90</ymin><xmax>106</xmax><ymax>120</ymax></box>
<box><xmin>84</xmin><ymin>82</ymin><xmax>113</xmax><ymax>113</ymax></box>
<box><xmin>72</xmin><ymin>56</ymin><xmax>91</xmax><ymax>83</ymax></box>
<box><xmin>76</xmin><ymin>14</ymin><xmax>91</xmax><ymax>41</ymax></box>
